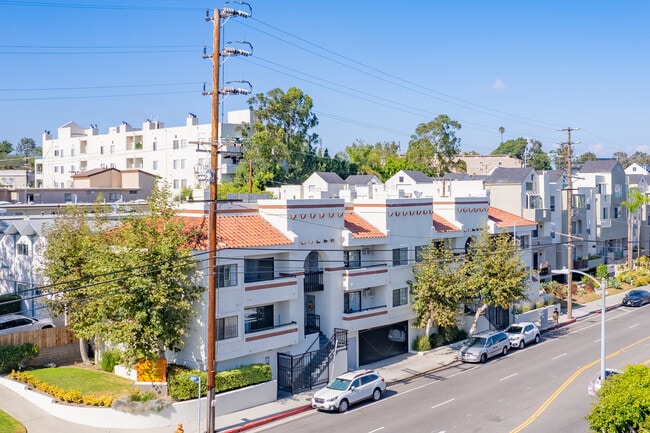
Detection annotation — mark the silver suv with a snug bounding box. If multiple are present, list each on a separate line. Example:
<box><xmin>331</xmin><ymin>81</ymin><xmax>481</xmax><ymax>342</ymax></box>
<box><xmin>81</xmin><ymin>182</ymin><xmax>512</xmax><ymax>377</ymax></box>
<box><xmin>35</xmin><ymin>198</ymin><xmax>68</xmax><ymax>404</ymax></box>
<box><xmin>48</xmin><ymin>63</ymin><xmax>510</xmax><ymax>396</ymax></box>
<box><xmin>311</xmin><ymin>369</ymin><xmax>386</xmax><ymax>413</ymax></box>
<box><xmin>458</xmin><ymin>330</ymin><xmax>509</xmax><ymax>363</ymax></box>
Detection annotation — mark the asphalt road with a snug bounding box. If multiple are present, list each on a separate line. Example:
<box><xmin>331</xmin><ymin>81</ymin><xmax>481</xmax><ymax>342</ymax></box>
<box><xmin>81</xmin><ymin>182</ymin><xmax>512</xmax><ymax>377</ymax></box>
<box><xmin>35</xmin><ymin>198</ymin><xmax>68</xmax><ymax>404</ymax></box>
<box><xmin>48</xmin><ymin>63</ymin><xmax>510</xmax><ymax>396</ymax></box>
<box><xmin>250</xmin><ymin>305</ymin><xmax>650</xmax><ymax>433</ymax></box>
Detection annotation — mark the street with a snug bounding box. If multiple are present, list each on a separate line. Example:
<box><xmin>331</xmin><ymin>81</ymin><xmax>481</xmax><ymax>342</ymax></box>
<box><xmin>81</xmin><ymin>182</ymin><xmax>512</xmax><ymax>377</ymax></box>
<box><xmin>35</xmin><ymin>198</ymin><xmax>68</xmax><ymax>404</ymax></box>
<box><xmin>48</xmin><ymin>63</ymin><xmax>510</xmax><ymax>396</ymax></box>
<box><xmin>249</xmin><ymin>305</ymin><xmax>650</xmax><ymax>433</ymax></box>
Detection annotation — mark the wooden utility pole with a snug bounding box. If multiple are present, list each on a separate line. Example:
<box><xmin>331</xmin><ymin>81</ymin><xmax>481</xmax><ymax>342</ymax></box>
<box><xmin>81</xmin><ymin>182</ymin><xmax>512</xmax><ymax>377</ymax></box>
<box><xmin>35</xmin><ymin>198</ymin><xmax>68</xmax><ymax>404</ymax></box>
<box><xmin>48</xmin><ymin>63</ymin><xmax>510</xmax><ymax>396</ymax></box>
<box><xmin>206</xmin><ymin>8</ymin><xmax>220</xmax><ymax>433</ymax></box>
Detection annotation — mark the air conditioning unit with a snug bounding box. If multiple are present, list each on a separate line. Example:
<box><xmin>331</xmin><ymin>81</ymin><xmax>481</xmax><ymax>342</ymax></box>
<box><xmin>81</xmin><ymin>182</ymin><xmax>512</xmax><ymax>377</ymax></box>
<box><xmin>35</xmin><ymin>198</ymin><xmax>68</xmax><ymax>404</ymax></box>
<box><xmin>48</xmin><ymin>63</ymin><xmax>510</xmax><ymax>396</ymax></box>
<box><xmin>363</xmin><ymin>288</ymin><xmax>374</xmax><ymax>298</ymax></box>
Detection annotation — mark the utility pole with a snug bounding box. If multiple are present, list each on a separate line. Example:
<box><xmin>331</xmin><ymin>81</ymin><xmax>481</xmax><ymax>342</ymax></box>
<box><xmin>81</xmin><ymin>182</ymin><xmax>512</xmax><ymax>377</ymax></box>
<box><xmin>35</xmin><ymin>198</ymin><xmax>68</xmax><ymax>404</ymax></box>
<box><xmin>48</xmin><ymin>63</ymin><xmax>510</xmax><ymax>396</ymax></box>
<box><xmin>559</xmin><ymin>127</ymin><xmax>579</xmax><ymax>320</ymax></box>
<box><xmin>204</xmin><ymin>5</ymin><xmax>251</xmax><ymax>433</ymax></box>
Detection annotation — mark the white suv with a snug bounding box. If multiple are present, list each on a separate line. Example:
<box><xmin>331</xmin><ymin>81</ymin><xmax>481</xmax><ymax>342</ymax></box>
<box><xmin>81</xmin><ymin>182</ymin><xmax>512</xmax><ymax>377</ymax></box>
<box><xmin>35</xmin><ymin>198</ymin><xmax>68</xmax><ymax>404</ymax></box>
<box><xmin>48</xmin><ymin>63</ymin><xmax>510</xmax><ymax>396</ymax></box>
<box><xmin>0</xmin><ymin>314</ymin><xmax>55</xmax><ymax>335</ymax></box>
<box><xmin>311</xmin><ymin>369</ymin><xmax>386</xmax><ymax>413</ymax></box>
<box><xmin>504</xmin><ymin>322</ymin><xmax>541</xmax><ymax>349</ymax></box>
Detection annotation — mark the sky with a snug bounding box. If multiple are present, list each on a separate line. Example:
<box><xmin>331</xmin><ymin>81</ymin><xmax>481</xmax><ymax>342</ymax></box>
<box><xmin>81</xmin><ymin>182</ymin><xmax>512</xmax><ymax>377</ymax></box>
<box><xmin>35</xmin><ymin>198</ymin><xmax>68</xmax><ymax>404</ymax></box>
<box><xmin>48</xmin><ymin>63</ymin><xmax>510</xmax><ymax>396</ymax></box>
<box><xmin>1</xmin><ymin>1</ymin><xmax>650</xmax><ymax>160</ymax></box>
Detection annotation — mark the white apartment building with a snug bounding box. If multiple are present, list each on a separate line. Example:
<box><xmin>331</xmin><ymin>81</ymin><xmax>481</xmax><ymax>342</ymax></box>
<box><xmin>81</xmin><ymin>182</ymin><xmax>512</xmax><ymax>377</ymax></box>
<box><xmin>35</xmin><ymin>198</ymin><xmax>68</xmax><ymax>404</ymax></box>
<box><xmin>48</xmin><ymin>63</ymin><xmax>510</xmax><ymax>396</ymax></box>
<box><xmin>35</xmin><ymin>110</ymin><xmax>254</xmax><ymax>195</ymax></box>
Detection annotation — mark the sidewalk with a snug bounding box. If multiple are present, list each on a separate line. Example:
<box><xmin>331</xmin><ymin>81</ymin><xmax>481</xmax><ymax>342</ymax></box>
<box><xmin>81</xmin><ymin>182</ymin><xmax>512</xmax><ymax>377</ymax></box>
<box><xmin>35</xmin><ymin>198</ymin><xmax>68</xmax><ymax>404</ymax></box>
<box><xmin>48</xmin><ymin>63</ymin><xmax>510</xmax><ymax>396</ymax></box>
<box><xmin>0</xmin><ymin>289</ymin><xmax>630</xmax><ymax>433</ymax></box>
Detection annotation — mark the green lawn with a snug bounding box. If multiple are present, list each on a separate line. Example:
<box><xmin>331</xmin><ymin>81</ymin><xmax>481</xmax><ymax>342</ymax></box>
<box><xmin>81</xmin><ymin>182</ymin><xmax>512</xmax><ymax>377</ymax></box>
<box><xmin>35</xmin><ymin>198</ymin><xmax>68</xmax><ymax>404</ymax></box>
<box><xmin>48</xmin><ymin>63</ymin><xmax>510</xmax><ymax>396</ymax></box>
<box><xmin>0</xmin><ymin>409</ymin><xmax>26</xmax><ymax>433</ymax></box>
<box><xmin>27</xmin><ymin>366</ymin><xmax>134</xmax><ymax>399</ymax></box>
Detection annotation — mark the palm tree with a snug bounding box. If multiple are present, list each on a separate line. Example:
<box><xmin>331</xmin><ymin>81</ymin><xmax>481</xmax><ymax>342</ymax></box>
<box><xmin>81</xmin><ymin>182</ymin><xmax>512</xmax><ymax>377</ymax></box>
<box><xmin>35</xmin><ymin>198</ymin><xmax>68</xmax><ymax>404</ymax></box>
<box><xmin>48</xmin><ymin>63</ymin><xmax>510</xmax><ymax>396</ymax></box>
<box><xmin>622</xmin><ymin>188</ymin><xmax>650</xmax><ymax>268</ymax></box>
<box><xmin>499</xmin><ymin>127</ymin><xmax>505</xmax><ymax>143</ymax></box>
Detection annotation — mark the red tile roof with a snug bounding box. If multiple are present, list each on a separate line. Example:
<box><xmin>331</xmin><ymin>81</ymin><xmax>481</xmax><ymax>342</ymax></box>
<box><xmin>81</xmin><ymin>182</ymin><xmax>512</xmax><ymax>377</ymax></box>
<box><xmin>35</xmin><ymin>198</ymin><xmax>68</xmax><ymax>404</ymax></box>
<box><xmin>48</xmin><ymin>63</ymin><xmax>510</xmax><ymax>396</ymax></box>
<box><xmin>344</xmin><ymin>213</ymin><xmax>386</xmax><ymax>239</ymax></box>
<box><xmin>432</xmin><ymin>213</ymin><xmax>461</xmax><ymax>232</ymax></box>
<box><xmin>179</xmin><ymin>215</ymin><xmax>293</xmax><ymax>250</ymax></box>
<box><xmin>488</xmin><ymin>207</ymin><xmax>537</xmax><ymax>229</ymax></box>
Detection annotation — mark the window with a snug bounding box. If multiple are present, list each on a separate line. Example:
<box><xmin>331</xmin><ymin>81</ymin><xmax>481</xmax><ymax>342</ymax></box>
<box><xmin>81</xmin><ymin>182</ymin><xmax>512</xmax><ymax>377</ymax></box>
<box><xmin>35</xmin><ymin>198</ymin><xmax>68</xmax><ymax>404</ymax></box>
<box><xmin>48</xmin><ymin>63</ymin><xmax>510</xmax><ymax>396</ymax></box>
<box><xmin>415</xmin><ymin>245</ymin><xmax>424</xmax><ymax>263</ymax></box>
<box><xmin>181</xmin><ymin>159</ymin><xmax>187</xmax><ymax>169</ymax></box>
<box><xmin>109</xmin><ymin>193</ymin><xmax>121</xmax><ymax>201</ymax></box>
<box><xmin>614</xmin><ymin>207</ymin><xmax>620</xmax><ymax>219</ymax></box>
<box><xmin>110</xmin><ymin>145</ymin><xmax>115</xmax><ymax>154</ymax></box>
<box><xmin>181</xmin><ymin>179</ymin><xmax>187</xmax><ymax>188</ymax></box>
<box><xmin>173</xmin><ymin>160</ymin><xmax>179</xmax><ymax>170</ymax></box>
<box><xmin>550</xmin><ymin>196</ymin><xmax>556</xmax><ymax>212</ymax></box>
<box><xmin>173</xmin><ymin>139</ymin><xmax>180</xmax><ymax>150</ymax></box>
<box><xmin>217</xmin><ymin>316</ymin><xmax>238</xmax><ymax>340</ymax></box>
<box><xmin>525</xmin><ymin>182</ymin><xmax>534</xmax><ymax>191</ymax></box>
<box><xmin>573</xmin><ymin>194</ymin><xmax>586</xmax><ymax>208</ymax></box>
<box><xmin>344</xmin><ymin>250</ymin><xmax>361</xmax><ymax>269</ymax></box>
<box><xmin>393</xmin><ymin>287</ymin><xmax>408</xmax><ymax>307</ymax></box>
<box><xmin>244</xmin><ymin>305</ymin><xmax>273</xmax><ymax>333</ymax></box>
<box><xmin>602</xmin><ymin>207</ymin><xmax>608</xmax><ymax>219</ymax></box>
<box><xmin>153</xmin><ymin>161</ymin><xmax>158</xmax><ymax>170</ymax></box>
<box><xmin>71</xmin><ymin>149</ymin><xmax>75</xmax><ymax>157</ymax></box>
<box><xmin>54</xmin><ymin>166</ymin><xmax>59</xmax><ymax>173</ymax></box>
<box><xmin>17</xmin><ymin>243</ymin><xmax>29</xmax><ymax>255</ymax></box>
<box><xmin>517</xmin><ymin>235</ymin><xmax>530</xmax><ymax>250</ymax></box>
<box><xmin>393</xmin><ymin>247</ymin><xmax>408</xmax><ymax>266</ymax></box>
<box><xmin>100</xmin><ymin>146</ymin><xmax>105</xmax><ymax>155</ymax></box>
<box><xmin>70</xmin><ymin>165</ymin><xmax>75</xmax><ymax>173</ymax></box>
<box><xmin>217</xmin><ymin>264</ymin><xmax>238</xmax><ymax>287</ymax></box>
<box><xmin>344</xmin><ymin>291</ymin><xmax>361</xmax><ymax>313</ymax></box>
<box><xmin>173</xmin><ymin>179</ymin><xmax>180</xmax><ymax>189</ymax></box>
<box><xmin>54</xmin><ymin>150</ymin><xmax>59</xmax><ymax>157</ymax></box>
<box><xmin>153</xmin><ymin>141</ymin><xmax>158</xmax><ymax>151</ymax></box>
<box><xmin>244</xmin><ymin>258</ymin><xmax>274</xmax><ymax>283</ymax></box>
<box><xmin>181</xmin><ymin>139</ymin><xmax>188</xmax><ymax>148</ymax></box>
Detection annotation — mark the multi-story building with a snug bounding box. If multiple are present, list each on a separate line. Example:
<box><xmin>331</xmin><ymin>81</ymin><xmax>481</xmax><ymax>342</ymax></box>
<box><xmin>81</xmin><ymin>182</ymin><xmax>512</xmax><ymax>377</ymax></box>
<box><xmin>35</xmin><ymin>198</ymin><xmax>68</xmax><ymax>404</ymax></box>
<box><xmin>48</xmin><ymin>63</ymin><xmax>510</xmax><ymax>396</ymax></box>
<box><xmin>35</xmin><ymin>110</ymin><xmax>253</xmax><ymax>194</ymax></box>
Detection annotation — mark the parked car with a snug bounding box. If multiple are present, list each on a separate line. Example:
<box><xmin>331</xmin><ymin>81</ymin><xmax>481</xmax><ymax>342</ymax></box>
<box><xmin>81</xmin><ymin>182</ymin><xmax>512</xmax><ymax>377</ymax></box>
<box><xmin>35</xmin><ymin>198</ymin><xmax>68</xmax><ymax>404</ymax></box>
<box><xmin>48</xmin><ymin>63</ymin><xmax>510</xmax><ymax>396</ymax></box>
<box><xmin>311</xmin><ymin>369</ymin><xmax>386</xmax><ymax>413</ymax></box>
<box><xmin>504</xmin><ymin>322</ymin><xmax>541</xmax><ymax>349</ymax></box>
<box><xmin>458</xmin><ymin>330</ymin><xmax>509</xmax><ymax>363</ymax></box>
<box><xmin>622</xmin><ymin>289</ymin><xmax>650</xmax><ymax>307</ymax></box>
<box><xmin>0</xmin><ymin>314</ymin><xmax>55</xmax><ymax>335</ymax></box>
<box><xmin>587</xmin><ymin>368</ymin><xmax>621</xmax><ymax>396</ymax></box>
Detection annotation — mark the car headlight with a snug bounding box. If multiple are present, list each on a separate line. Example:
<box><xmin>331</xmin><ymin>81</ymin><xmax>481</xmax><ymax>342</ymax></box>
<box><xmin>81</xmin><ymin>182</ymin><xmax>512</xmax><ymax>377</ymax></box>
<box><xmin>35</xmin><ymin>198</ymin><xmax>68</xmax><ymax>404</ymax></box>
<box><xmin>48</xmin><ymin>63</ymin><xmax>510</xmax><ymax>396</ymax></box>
<box><xmin>326</xmin><ymin>397</ymin><xmax>338</xmax><ymax>402</ymax></box>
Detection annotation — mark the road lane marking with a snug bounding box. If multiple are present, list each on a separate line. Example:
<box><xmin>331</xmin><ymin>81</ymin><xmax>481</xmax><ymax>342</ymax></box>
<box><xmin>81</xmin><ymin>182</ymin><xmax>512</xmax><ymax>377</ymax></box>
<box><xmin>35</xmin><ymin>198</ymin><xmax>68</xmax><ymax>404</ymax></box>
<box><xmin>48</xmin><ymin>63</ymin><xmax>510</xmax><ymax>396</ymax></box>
<box><xmin>500</xmin><ymin>373</ymin><xmax>518</xmax><ymax>381</ymax></box>
<box><xmin>448</xmin><ymin>365</ymin><xmax>479</xmax><ymax>378</ymax></box>
<box><xmin>629</xmin><ymin>323</ymin><xmax>640</xmax><ymax>328</ymax></box>
<box><xmin>431</xmin><ymin>398</ymin><xmax>455</xmax><ymax>409</ymax></box>
<box><xmin>509</xmin><ymin>335</ymin><xmax>650</xmax><ymax>433</ymax></box>
<box><xmin>552</xmin><ymin>353</ymin><xmax>566</xmax><ymax>360</ymax></box>
<box><xmin>368</xmin><ymin>427</ymin><xmax>384</xmax><ymax>433</ymax></box>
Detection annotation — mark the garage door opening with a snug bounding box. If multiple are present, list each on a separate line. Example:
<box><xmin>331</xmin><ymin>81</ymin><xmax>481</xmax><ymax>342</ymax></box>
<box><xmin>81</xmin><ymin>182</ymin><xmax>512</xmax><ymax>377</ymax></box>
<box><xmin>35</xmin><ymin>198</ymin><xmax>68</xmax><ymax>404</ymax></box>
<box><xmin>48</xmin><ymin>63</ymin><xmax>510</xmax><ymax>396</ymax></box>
<box><xmin>359</xmin><ymin>321</ymin><xmax>408</xmax><ymax>365</ymax></box>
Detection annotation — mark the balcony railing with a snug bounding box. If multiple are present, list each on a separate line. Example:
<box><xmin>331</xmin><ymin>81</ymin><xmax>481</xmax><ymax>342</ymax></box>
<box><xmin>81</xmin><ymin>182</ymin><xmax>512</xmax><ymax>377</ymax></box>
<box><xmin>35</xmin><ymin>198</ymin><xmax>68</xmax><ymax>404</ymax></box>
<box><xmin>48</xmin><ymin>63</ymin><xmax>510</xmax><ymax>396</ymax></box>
<box><xmin>304</xmin><ymin>270</ymin><xmax>324</xmax><ymax>292</ymax></box>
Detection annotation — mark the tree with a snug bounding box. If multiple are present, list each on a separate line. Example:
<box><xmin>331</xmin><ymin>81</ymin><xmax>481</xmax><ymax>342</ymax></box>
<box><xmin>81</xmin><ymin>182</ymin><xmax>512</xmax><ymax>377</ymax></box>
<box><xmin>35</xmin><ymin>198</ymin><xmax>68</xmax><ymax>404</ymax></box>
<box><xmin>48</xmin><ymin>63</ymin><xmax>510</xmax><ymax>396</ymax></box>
<box><xmin>577</xmin><ymin>151</ymin><xmax>599</xmax><ymax>165</ymax></box>
<box><xmin>613</xmin><ymin>151</ymin><xmax>629</xmax><ymax>168</ymax></box>
<box><xmin>408</xmin><ymin>240</ymin><xmax>464</xmax><ymax>337</ymax></box>
<box><xmin>405</xmin><ymin>114</ymin><xmax>463</xmax><ymax>177</ymax></box>
<box><xmin>622</xmin><ymin>187</ymin><xmax>650</xmax><ymax>268</ymax></box>
<box><xmin>39</xmin><ymin>182</ymin><xmax>203</xmax><ymax>364</ymax></box>
<box><xmin>498</xmin><ymin>126</ymin><xmax>505</xmax><ymax>143</ymax></box>
<box><xmin>492</xmin><ymin>138</ymin><xmax>527</xmax><ymax>159</ymax></box>
<box><xmin>244</xmin><ymin>87</ymin><xmax>319</xmax><ymax>186</ymax></box>
<box><xmin>0</xmin><ymin>140</ymin><xmax>12</xmax><ymax>154</ymax></box>
<box><xmin>586</xmin><ymin>364</ymin><xmax>650</xmax><ymax>432</ymax></box>
<box><xmin>461</xmin><ymin>226</ymin><xmax>529</xmax><ymax>335</ymax></box>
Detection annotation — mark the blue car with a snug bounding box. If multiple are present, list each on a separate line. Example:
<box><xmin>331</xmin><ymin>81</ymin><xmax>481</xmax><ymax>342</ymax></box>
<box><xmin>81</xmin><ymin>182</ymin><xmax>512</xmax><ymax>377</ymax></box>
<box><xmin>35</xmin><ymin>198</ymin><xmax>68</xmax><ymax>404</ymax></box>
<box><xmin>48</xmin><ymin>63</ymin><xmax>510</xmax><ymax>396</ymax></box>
<box><xmin>622</xmin><ymin>289</ymin><xmax>650</xmax><ymax>307</ymax></box>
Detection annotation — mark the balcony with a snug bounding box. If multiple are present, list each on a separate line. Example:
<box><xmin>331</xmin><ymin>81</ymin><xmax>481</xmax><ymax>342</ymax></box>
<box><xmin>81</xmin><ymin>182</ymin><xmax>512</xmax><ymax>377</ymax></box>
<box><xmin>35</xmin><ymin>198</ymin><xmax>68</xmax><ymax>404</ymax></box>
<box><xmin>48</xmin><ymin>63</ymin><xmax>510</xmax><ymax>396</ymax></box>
<box><xmin>244</xmin><ymin>322</ymin><xmax>299</xmax><ymax>352</ymax></box>
<box><xmin>342</xmin><ymin>264</ymin><xmax>388</xmax><ymax>291</ymax></box>
<box><xmin>523</xmin><ymin>207</ymin><xmax>551</xmax><ymax>222</ymax></box>
<box><xmin>532</xmin><ymin>235</ymin><xmax>553</xmax><ymax>247</ymax></box>
<box><xmin>304</xmin><ymin>270</ymin><xmax>323</xmax><ymax>292</ymax></box>
<box><xmin>341</xmin><ymin>305</ymin><xmax>389</xmax><ymax>330</ymax></box>
<box><xmin>244</xmin><ymin>275</ymin><xmax>298</xmax><ymax>306</ymax></box>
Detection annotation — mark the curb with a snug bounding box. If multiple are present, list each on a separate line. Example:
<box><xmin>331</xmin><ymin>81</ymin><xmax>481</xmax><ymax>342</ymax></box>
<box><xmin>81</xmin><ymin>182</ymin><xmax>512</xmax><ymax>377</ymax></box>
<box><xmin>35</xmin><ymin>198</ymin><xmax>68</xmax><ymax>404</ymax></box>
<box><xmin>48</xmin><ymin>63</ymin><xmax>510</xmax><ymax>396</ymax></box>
<box><xmin>220</xmin><ymin>404</ymin><xmax>313</xmax><ymax>433</ymax></box>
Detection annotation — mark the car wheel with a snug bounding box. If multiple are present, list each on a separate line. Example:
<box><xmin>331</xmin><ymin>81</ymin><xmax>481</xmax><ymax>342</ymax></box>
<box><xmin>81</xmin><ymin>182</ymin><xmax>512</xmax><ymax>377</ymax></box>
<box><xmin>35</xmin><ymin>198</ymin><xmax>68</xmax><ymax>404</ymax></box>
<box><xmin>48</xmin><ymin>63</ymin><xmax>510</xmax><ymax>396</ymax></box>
<box><xmin>518</xmin><ymin>340</ymin><xmax>525</xmax><ymax>349</ymax></box>
<box><xmin>480</xmin><ymin>353</ymin><xmax>487</xmax><ymax>363</ymax></box>
<box><xmin>42</xmin><ymin>325</ymin><xmax>53</xmax><ymax>329</ymax></box>
<box><xmin>338</xmin><ymin>399</ymin><xmax>349</xmax><ymax>413</ymax></box>
<box><xmin>534</xmin><ymin>334</ymin><xmax>540</xmax><ymax>344</ymax></box>
<box><xmin>502</xmin><ymin>346</ymin><xmax>508</xmax><ymax>356</ymax></box>
<box><xmin>372</xmin><ymin>388</ymin><xmax>382</xmax><ymax>401</ymax></box>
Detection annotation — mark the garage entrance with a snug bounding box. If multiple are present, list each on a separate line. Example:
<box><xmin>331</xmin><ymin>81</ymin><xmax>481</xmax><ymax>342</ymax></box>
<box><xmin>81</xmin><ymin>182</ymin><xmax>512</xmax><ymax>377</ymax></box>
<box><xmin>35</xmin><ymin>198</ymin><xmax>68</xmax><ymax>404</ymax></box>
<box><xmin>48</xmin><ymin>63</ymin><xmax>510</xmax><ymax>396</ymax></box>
<box><xmin>359</xmin><ymin>321</ymin><xmax>408</xmax><ymax>365</ymax></box>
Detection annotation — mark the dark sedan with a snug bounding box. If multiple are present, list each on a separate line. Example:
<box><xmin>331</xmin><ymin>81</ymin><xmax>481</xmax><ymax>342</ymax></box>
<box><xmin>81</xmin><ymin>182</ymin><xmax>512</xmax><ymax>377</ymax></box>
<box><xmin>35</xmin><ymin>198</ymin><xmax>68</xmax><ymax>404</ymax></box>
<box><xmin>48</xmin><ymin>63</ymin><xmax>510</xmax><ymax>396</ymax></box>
<box><xmin>622</xmin><ymin>289</ymin><xmax>650</xmax><ymax>307</ymax></box>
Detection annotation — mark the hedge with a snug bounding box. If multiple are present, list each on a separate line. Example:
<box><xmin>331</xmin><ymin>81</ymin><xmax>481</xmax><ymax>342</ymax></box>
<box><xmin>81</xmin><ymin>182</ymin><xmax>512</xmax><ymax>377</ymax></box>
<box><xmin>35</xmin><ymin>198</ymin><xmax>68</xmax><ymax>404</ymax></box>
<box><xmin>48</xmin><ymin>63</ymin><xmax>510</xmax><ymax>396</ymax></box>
<box><xmin>0</xmin><ymin>343</ymin><xmax>39</xmax><ymax>373</ymax></box>
<box><xmin>168</xmin><ymin>363</ymin><xmax>272</xmax><ymax>401</ymax></box>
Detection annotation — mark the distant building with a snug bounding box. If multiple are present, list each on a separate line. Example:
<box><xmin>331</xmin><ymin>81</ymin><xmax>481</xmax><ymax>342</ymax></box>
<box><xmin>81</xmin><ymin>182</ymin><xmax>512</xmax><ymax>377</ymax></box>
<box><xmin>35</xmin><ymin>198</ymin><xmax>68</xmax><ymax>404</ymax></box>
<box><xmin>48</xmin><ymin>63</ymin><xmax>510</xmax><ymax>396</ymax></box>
<box><xmin>456</xmin><ymin>155</ymin><xmax>522</xmax><ymax>175</ymax></box>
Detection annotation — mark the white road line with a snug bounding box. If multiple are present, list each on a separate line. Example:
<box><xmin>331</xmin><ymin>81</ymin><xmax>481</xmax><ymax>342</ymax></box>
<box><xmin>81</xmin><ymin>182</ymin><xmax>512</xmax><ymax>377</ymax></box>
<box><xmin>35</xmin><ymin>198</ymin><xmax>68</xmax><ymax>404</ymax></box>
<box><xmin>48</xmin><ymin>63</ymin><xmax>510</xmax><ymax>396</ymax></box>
<box><xmin>629</xmin><ymin>323</ymin><xmax>640</xmax><ymax>328</ymax></box>
<box><xmin>500</xmin><ymin>372</ymin><xmax>518</xmax><ymax>381</ymax></box>
<box><xmin>431</xmin><ymin>398</ymin><xmax>455</xmax><ymax>409</ymax></box>
<box><xmin>553</xmin><ymin>353</ymin><xmax>567</xmax><ymax>360</ymax></box>
<box><xmin>368</xmin><ymin>427</ymin><xmax>385</xmax><ymax>433</ymax></box>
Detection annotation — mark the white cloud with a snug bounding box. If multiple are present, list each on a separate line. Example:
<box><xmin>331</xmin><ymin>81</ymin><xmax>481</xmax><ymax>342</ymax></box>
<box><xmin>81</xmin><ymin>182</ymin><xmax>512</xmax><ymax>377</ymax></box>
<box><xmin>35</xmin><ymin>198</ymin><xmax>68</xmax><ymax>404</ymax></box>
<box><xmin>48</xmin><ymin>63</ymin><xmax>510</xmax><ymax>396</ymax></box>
<box><xmin>493</xmin><ymin>79</ymin><xmax>507</xmax><ymax>90</ymax></box>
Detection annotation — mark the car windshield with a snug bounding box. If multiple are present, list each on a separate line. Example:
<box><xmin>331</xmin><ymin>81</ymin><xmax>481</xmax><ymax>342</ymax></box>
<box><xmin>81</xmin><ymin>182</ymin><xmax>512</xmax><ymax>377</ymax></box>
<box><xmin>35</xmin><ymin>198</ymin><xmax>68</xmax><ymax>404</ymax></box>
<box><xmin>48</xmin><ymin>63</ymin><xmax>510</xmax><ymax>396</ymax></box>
<box><xmin>327</xmin><ymin>377</ymin><xmax>351</xmax><ymax>391</ymax></box>
<box><xmin>465</xmin><ymin>337</ymin><xmax>487</xmax><ymax>347</ymax></box>
<box><xmin>629</xmin><ymin>291</ymin><xmax>645</xmax><ymax>297</ymax></box>
<box><xmin>505</xmin><ymin>325</ymin><xmax>523</xmax><ymax>333</ymax></box>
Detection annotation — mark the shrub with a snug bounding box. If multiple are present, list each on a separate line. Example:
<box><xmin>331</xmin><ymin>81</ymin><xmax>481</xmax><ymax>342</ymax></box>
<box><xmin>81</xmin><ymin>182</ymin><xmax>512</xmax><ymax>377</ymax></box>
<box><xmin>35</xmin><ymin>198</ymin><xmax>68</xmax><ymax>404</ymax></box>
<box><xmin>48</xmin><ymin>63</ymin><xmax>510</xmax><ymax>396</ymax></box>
<box><xmin>100</xmin><ymin>349</ymin><xmax>122</xmax><ymax>373</ymax></box>
<box><xmin>429</xmin><ymin>333</ymin><xmax>445</xmax><ymax>348</ymax></box>
<box><xmin>534</xmin><ymin>299</ymin><xmax>545</xmax><ymax>309</ymax></box>
<box><xmin>167</xmin><ymin>363</ymin><xmax>272</xmax><ymax>402</ymax></box>
<box><xmin>596</xmin><ymin>264</ymin><xmax>608</xmax><ymax>279</ymax></box>
<box><xmin>438</xmin><ymin>325</ymin><xmax>467</xmax><ymax>345</ymax></box>
<box><xmin>0</xmin><ymin>343</ymin><xmax>39</xmax><ymax>373</ymax></box>
<box><xmin>412</xmin><ymin>334</ymin><xmax>431</xmax><ymax>352</ymax></box>
<box><xmin>8</xmin><ymin>370</ymin><xmax>113</xmax><ymax>407</ymax></box>
<box><xmin>0</xmin><ymin>293</ymin><xmax>22</xmax><ymax>315</ymax></box>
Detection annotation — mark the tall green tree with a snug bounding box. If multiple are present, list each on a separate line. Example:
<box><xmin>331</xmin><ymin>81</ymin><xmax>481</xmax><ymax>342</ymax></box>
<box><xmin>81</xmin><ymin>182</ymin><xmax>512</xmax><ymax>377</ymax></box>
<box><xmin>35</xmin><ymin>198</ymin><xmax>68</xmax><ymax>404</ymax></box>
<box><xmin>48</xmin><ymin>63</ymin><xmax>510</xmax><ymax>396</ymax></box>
<box><xmin>586</xmin><ymin>364</ymin><xmax>650</xmax><ymax>432</ymax></box>
<box><xmin>39</xmin><ymin>182</ymin><xmax>203</xmax><ymax>364</ymax></box>
<box><xmin>408</xmin><ymin>240</ymin><xmax>464</xmax><ymax>337</ymax></box>
<box><xmin>622</xmin><ymin>187</ymin><xmax>650</xmax><ymax>268</ymax></box>
<box><xmin>492</xmin><ymin>137</ymin><xmax>527</xmax><ymax>159</ymax></box>
<box><xmin>0</xmin><ymin>140</ymin><xmax>12</xmax><ymax>154</ymax></box>
<box><xmin>244</xmin><ymin>87</ymin><xmax>319</xmax><ymax>186</ymax></box>
<box><xmin>461</xmin><ymin>226</ymin><xmax>529</xmax><ymax>335</ymax></box>
<box><xmin>405</xmin><ymin>114</ymin><xmax>463</xmax><ymax>177</ymax></box>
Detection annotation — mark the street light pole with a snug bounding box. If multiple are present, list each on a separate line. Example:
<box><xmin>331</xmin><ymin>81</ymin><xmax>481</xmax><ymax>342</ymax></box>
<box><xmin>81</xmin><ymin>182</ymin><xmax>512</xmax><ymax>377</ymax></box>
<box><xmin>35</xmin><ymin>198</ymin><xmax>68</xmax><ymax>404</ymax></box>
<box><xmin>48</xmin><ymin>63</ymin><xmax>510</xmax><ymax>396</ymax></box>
<box><xmin>552</xmin><ymin>267</ymin><xmax>606</xmax><ymax>383</ymax></box>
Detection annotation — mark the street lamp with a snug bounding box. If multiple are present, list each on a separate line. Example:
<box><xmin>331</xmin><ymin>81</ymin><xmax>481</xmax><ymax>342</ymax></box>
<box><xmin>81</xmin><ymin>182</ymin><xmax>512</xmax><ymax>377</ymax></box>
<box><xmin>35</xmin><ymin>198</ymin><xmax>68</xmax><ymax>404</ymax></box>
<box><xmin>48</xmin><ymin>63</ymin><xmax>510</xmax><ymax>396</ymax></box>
<box><xmin>551</xmin><ymin>267</ymin><xmax>606</xmax><ymax>384</ymax></box>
